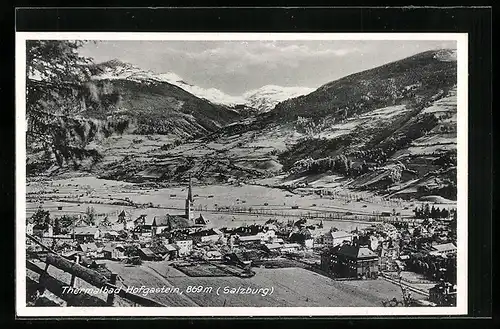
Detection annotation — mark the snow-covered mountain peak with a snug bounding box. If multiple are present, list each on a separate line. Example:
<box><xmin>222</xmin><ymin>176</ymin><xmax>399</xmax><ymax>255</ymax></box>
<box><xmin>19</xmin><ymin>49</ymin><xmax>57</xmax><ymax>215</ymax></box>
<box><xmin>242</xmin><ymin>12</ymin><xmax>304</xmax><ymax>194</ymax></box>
<box><xmin>91</xmin><ymin>60</ymin><xmax>315</xmax><ymax>111</ymax></box>
<box><xmin>92</xmin><ymin>60</ymin><xmax>245</xmax><ymax>106</ymax></box>
<box><xmin>243</xmin><ymin>85</ymin><xmax>315</xmax><ymax>112</ymax></box>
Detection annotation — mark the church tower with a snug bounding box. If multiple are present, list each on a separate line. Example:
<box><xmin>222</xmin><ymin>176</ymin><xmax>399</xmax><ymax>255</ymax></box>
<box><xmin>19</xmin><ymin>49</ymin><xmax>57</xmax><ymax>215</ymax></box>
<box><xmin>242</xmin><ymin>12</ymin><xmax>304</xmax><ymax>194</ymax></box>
<box><xmin>185</xmin><ymin>175</ymin><xmax>194</xmax><ymax>223</ymax></box>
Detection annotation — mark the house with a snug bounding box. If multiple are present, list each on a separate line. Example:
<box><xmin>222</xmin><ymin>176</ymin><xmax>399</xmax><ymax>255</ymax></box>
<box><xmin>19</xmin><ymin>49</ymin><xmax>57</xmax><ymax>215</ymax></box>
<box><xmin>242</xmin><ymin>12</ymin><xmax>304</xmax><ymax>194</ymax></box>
<box><xmin>323</xmin><ymin>230</ymin><xmax>354</xmax><ymax>248</ymax></box>
<box><xmin>151</xmin><ymin>215</ymin><xmax>170</xmax><ymax>235</ymax></box>
<box><xmin>289</xmin><ymin>228</ymin><xmax>314</xmax><ymax>248</ymax></box>
<box><xmin>53</xmin><ymin>240</ymin><xmax>74</xmax><ymax>253</ymax></box>
<box><xmin>429</xmin><ymin>281</ymin><xmax>457</xmax><ymax>306</ymax></box>
<box><xmin>429</xmin><ymin>243</ymin><xmax>457</xmax><ymax>257</ymax></box>
<box><xmin>26</xmin><ymin>218</ymin><xmax>35</xmax><ymax>235</ymax></box>
<box><xmin>102</xmin><ymin>244</ymin><xmax>126</xmax><ymax>260</ymax></box>
<box><xmin>205</xmin><ymin>250</ymin><xmax>223</xmax><ymax>261</ymax></box>
<box><xmin>379</xmin><ymin>242</ymin><xmax>400</xmax><ymax>271</ymax></box>
<box><xmin>162</xmin><ymin>243</ymin><xmax>179</xmax><ymax>260</ymax></box>
<box><xmin>224</xmin><ymin>252</ymin><xmax>252</xmax><ymax>269</ymax></box>
<box><xmin>77</xmin><ymin>242</ymin><xmax>99</xmax><ymax>258</ymax></box>
<box><xmin>151</xmin><ymin>214</ymin><xmax>194</xmax><ymax>235</ymax></box>
<box><xmin>138</xmin><ymin>247</ymin><xmax>158</xmax><ymax>261</ymax></box>
<box><xmin>174</xmin><ymin>239</ymin><xmax>193</xmax><ymax>256</ymax></box>
<box><xmin>262</xmin><ymin>243</ymin><xmax>282</xmax><ymax>254</ymax></box>
<box><xmin>194</xmin><ymin>214</ymin><xmax>211</xmax><ymax>226</ymax></box>
<box><xmin>280</xmin><ymin>243</ymin><xmax>301</xmax><ymax>253</ymax></box>
<box><xmin>321</xmin><ymin>244</ymin><xmax>379</xmax><ymax>279</ymax></box>
<box><xmin>103</xmin><ymin>230</ymin><xmax>120</xmax><ymax>240</ymax></box>
<box><xmin>238</xmin><ymin>235</ymin><xmax>262</xmax><ymax>244</ymax></box>
<box><xmin>61</xmin><ymin>250</ymin><xmax>79</xmax><ymax>261</ymax></box>
<box><xmin>149</xmin><ymin>243</ymin><xmax>169</xmax><ymax>257</ymax></box>
<box><xmin>260</xmin><ymin>229</ymin><xmax>276</xmax><ymax>241</ymax></box>
<box><xmin>190</xmin><ymin>228</ymin><xmax>224</xmax><ymax>244</ymax></box>
<box><xmin>73</xmin><ymin>226</ymin><xmax>100</xmax><ymax>242</ymax></box>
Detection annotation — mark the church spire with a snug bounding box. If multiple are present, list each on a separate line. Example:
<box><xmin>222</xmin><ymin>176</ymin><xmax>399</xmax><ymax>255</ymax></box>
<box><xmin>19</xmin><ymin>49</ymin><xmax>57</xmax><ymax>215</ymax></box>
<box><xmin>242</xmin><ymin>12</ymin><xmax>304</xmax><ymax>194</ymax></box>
<box><xmin>187</xmin><ymin>174</ymin><xmax>193</xmax><ymax>202</ymax></box>
<box><xmin>185</xmin><ymin>174</ymin><xmax>194</xmax><ymax>222</ymax></box>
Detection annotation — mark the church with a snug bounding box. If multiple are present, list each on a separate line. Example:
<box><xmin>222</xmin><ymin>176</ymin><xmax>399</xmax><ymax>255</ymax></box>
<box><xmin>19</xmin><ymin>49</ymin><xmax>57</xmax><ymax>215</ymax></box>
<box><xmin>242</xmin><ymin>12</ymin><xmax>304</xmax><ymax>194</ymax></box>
<box><xmin>150</xmin><ymin>176</ymin><xmax>211</xmax><ymax>235</ymax></box>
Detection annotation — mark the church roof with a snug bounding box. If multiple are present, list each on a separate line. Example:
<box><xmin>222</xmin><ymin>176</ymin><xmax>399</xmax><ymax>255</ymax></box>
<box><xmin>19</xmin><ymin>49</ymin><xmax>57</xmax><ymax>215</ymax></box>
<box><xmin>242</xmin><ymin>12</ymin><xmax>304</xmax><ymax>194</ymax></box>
<box><xmin>153</xmin><ymin>214</ymin><xmax>193</xmax><ymax>229</ymax></box>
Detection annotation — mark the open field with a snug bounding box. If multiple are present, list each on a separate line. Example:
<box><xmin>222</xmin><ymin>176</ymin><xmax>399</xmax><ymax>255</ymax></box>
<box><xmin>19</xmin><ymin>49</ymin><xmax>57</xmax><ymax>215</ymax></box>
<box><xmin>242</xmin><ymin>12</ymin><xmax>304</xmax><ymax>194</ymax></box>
<box><xmin>25</xmin><ymin>176</ymin><xmax>448</xmax><ymax>230</ymax></box>
<box><xmin>98</xmin><ymin>260</ymin><xmax>427</xmax><ymax>307</ymax></box>
<box><xmin>174</xmin><ymin>263</ymin><xmax>233</xmax><ymax>277</ymax></box>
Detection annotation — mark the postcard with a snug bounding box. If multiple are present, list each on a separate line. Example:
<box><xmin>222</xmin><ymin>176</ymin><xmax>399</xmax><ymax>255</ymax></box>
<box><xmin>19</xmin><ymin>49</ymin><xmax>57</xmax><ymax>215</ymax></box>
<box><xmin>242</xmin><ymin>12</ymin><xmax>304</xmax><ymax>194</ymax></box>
<box><xmin>16</xmin><ymin>32</ymin><xmax>468</xmax><ymax>317</ymax></box>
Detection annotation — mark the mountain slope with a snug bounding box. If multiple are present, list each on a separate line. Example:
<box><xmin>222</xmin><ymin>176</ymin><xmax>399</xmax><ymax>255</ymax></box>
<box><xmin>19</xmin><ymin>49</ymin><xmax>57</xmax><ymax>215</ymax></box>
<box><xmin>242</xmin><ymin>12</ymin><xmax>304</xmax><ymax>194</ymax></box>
<box><xmin>270</xmin><ymin>49</ymin><xmax>457</xmax><ymax>122</ymax></box>
<box><xmin>91</xmin><ymin>59</ymin><xmax>246</xmax><ymax>107</ymax></box>
<box><xmin>83</xmin><ymin>77</ymin><xmax>241</xmax><ymax>137</ymax></box>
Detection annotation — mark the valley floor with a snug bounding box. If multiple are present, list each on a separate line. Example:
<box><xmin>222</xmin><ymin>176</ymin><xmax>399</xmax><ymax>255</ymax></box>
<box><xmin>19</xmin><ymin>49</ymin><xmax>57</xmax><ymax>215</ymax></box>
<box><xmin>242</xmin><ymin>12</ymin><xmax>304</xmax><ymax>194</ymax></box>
<box><xmin>25</xmin><ymin>176</ymin><xmax>453</xmax><ymax>230</ymax></box>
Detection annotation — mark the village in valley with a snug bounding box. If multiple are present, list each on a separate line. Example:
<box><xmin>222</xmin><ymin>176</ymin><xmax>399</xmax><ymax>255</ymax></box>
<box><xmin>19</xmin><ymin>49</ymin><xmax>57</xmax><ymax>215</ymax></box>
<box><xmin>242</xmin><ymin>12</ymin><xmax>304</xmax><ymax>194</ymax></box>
<box><xmin>26</xmin><ymin>174</ymin><xmax>457</xmax><ymax>307</ymax></box>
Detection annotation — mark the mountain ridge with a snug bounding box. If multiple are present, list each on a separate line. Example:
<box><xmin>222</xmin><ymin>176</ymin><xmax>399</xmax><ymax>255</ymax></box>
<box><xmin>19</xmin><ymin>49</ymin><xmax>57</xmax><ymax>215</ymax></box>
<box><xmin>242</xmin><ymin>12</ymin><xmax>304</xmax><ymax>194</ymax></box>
<box><xmin>91</xmin><ymin>59</ymin><xmax>315</xmax><ymax>112</ymax></box>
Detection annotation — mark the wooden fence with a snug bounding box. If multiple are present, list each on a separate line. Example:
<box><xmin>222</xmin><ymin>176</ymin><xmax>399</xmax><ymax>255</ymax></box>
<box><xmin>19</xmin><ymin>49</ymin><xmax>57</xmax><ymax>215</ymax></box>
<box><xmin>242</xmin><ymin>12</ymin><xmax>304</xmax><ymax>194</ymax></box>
<box><xmin>26</xmin><ymin>234</ymin><xmax>165</xmax><ymax>307</ymax></box>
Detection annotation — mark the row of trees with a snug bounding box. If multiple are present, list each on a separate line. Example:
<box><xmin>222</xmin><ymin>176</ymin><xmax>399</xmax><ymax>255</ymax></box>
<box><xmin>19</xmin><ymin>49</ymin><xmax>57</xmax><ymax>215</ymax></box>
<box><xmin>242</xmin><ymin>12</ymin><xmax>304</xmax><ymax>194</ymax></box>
<box><xmin>413</xmin><ymin>204</ymin><xmax>456</xmax><ymax>219</ymax></box>
<box><xmin>405</xmin><ymin>254</ymin><xmax>457</xmax><ymax>284</ymax></box>
<box><xmin>29</xmin><ymin>206</ymin><xmax>98</xmax><ymax>235</ymax></box>
<box><xmin>291</xmin><ymin>155</ymin><xmax>353</xmax><ymax>176</ymax></box>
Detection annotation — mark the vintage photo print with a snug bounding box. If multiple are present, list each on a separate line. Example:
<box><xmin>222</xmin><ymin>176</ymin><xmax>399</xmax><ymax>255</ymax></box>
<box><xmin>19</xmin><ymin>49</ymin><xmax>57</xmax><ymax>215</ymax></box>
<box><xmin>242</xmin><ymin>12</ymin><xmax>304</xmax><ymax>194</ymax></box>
<box><xmin>16</xmin><ymin>32</ymin><xmax>468</xmax><ymax>317</ymax></box>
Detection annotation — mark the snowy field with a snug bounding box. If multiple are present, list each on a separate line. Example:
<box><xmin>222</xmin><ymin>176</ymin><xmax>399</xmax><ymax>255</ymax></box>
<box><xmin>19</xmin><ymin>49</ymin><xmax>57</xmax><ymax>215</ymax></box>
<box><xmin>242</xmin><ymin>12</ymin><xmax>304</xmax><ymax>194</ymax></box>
<box><xmin>24</xmin><ymin>176</ymin><xmax>433</xmax><ymax>230</ymax></box>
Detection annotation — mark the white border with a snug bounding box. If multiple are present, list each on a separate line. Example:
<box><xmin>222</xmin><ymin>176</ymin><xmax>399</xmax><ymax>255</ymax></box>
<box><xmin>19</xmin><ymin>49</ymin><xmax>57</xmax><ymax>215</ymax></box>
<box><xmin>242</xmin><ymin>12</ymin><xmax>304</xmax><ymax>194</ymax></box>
<box><xmin>16</xmin><ymin>32</ymin><xmax>468</xmax><ymax>317</ymax></box>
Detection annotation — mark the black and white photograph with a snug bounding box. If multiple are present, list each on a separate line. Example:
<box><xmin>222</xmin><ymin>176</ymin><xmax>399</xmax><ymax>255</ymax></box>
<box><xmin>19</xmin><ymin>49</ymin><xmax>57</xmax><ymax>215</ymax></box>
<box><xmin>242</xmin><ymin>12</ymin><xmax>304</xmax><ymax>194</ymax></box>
<box><xmin>16</xmin><ymin>32</ymin><xmax>468</xmax><ymax>317</ymax></box>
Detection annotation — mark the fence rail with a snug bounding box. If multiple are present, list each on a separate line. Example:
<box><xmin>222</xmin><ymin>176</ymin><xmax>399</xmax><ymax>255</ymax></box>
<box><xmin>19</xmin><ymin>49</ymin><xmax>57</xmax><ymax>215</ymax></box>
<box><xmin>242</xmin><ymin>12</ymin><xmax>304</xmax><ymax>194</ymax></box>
<box><xmin>26</xmin><ymin>233</ymin><xmax>165</xmax><ymax>307</ymax></box>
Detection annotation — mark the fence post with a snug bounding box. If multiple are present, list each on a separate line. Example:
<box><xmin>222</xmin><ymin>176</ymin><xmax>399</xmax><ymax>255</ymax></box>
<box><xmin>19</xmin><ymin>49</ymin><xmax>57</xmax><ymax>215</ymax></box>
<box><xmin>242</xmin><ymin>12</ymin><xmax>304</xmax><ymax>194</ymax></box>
<box><xmin>44</xmin><ymin>261</ymin><xmax>50</xmax><ymax>273</ymax></box>
<box><xmin>69</xmin><ymin>255</ymin><xmax>80</xmax><ymax>287</ymax></box>
<box><xmin>106</xmin><ymin>273</ymin><xmax>117</xmax><ymax>306</ymax></box>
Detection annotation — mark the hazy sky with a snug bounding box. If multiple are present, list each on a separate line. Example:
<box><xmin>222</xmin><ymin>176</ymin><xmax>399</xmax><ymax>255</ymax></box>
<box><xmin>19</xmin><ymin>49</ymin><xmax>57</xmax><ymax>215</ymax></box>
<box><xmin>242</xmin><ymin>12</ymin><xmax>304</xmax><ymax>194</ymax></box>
<box><xmin>79</xmin><ymin>40</ymin><xmax>456</xmax><ymax>95</ymax></box>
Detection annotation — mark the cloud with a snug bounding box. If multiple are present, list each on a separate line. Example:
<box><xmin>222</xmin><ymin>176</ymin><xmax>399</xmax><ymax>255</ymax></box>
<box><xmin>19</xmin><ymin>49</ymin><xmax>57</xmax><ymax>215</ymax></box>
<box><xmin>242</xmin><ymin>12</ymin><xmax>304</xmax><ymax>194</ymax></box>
<box><xmin>182</xmin><ymin>42</ymin><xmax>359</xmax><ymax>73</ymax></box>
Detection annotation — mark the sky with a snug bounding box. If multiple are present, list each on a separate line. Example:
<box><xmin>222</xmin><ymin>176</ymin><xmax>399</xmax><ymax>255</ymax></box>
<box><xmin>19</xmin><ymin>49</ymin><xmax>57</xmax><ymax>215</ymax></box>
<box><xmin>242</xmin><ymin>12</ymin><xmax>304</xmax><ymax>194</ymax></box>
<box><xmin>79</xmin><ymin>40</ymin><xmax>456</xmax><ymax>96</ymax></box>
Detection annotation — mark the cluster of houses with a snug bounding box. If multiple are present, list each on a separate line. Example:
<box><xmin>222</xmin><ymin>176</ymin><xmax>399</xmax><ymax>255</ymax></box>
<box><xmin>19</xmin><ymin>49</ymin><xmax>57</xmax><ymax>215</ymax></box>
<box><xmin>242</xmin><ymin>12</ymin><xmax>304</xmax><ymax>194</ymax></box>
<box><xmin>318</xmin><ymin>218</ymin><xmax>457</xmax><ymax>280</ymax></box>
<box><xmin>27</xmin><ymin>179</ymin><xmax>325</xmax><ymax>264</ymax></box>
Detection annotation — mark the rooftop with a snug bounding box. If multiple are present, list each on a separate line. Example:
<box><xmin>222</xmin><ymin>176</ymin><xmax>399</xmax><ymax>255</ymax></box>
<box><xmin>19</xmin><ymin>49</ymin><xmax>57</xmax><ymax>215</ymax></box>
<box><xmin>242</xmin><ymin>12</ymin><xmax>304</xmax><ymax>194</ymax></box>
<box><xmin>337</xmin><ymin>244</ymin><xmax>378</xmax><ymax>259</ymax></box>
<box><xmin>74</xmin><ymin>227</ymin><xmax>99</xmax><ymax>235</ymax></box>
<box><xmin>329</xmin><ymin>230</ymin><xmax>354</xmax><ymax>239</ymax></box>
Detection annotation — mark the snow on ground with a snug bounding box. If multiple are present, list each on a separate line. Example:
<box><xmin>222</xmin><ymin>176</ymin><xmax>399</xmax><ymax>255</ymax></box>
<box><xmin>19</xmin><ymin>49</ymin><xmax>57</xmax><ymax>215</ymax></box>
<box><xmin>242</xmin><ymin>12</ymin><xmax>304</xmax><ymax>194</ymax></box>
<box><xmin>314</xmin><ymin>105</ymin><xmax>409</xmax><ymax>140</ymax></box>
<box><xmin>421</xmin><ymin>87</ymin><xmax>457</xmax><ymax>115</ymax></box>
<box><xmin>26</xmin><ymin>177</ymin><xmax>417</xmax><ymax>230</ymax></box>
<box><xmin>246</xmin><ymin>127</ymin><xmax>304</xmax><ymax>151</ymax></box>
<box><xmin>411</xmin><ymin>134</ymin><xmax>456</xmax><ymax>146</ymax></box>
<box><xmin>50</xmin><ymin>176</ymin><xmax>133</xmax><ymax>188</ymax></box>
<box><xmin>406</xmin><ymin>143</ymin><xmax>456</xmax><ymax>155</ymax></box>
<box><xmin>359</xmin><ymin>105</ymin><xmax>408</xmax><ymax>119</ymax></box>
<box><xmin>307</xmin><ymin>174</ymin><xmax>347</xmax><ymax>189</ymax></box>
<box><xmin>419</xmin><ymin>195</ymin><xmax>456</xmax><ymax>204</ymax></box>
<box><xmin>243</xmin><ymin>85</ymin><xmax>315</xmax><ymax>112</ymax></box>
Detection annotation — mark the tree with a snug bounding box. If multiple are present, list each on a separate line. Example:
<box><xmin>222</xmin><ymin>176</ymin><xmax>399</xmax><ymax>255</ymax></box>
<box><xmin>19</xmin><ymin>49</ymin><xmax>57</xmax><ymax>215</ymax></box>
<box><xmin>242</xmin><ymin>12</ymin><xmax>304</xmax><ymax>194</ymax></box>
<box><xmin>30</xmin><ymin>208</ymin><xmax>52</xmax><ymax>231</ymax></box>
<box><xmin>26</xmin><ymin>40</ymin><xmax>95</xmax><ymax>167</ymax></box>
<box><xmin>85</xmin><ymin>206</ymin><xmax>97</xmax><ymax>225</ymax></box>
<box><xmin>58</xmin><ymin>215</ymin><xmax>79</xmax><ymax>232</ymax></box>
<box><xmin>423</xmin><ymin>204</ymin><xmax>431</xmax><ymax>219</ymax></box>
<box><xmin>53</xmin><ymin>217</ymin><xmax>62</xmax><ymax>235</ymax></box>
<box><xmin>124</xmin><ymin>245</ymin><xmax>140</xmax><ymax>257</ymax></box>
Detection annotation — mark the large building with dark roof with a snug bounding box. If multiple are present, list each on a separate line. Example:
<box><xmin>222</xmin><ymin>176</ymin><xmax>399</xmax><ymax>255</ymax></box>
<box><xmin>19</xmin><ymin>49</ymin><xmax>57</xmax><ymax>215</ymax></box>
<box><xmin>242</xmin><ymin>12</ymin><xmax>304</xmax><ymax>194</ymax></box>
<box><xmin>321</xmin><ymin>244</ymin><xmax>379</xmax><ymax>279</ymax></box>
